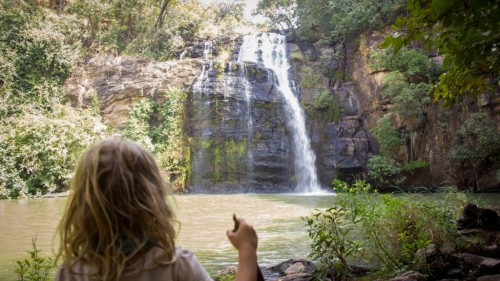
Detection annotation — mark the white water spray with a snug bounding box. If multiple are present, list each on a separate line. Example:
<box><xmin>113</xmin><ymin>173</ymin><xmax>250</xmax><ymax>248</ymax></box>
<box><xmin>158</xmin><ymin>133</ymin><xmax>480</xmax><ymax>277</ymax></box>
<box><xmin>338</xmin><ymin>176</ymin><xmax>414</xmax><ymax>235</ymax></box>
<box><xmin>239</xmin><ymin>33</ymin><xmax>321</xmax><ymax>193</ymax></box>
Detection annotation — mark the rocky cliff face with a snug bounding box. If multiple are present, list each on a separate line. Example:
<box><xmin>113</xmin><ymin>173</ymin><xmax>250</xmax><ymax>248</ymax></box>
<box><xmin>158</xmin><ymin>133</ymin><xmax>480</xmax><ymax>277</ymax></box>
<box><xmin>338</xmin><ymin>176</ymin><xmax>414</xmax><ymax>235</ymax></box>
<box><xmin>65</xmin><ymin>36</ymin><xmax>301</xmax><ymax>192</ymax></box>
<box><xmin>288</xmin><ymin>38</ymin><xmax>374</xmax><ymax>186</ymax></box>
<box><xmin>64</xmin><ymin>34</ymin><xmax>375</xmax><ymax>192</ymax></box>
<box><xmin>308</xmin><ymin>82</ymin><xmax>373</xmax><ymax>186</ymax></box>
<box><xmin>187</xmin><ymin>59</ymin><xmax>295</xmax><ymax>192</ymax></box>
<box><xmin>344</xmin><ymin>30</ymin><xmax>500</xmax><ymax>190</ymax></box>
<box><xmin>66</xmin><ymin>56</ymin><xmax>201</xmax><ymax>128</ymax></box>
<box><xmin>64</xmin><ymin>30</ymin><xmax>500</xmax><ymax>192</ymax></box>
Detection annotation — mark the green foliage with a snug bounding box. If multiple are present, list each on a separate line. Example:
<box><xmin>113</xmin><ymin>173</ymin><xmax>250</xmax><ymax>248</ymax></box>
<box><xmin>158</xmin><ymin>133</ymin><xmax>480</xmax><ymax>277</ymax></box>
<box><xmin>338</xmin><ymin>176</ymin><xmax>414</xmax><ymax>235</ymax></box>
<box><xmin>294</xmin><ymin>0</ymin><xmax>403</xmax><ymax>43</ymax></box>
<box><xmin>312</xmin><ymin>90</ymin><xmax>341</xmax><ymax>123</ymax></box>
<box><xmin>305</xmin><ymin>206</ymin><xmax>364</xmax><ymax>280</ymax></box>
<box><xmin>254</xmin><ymin>0</ymin><xmax>296</xmax><ymax>31</ymax></box>
<box><xmin>380</xmin><ymin>71</ymin><xmax>407</xmax><ymax>98</ymax></box>
<box><xmin>0</xmin><ymin>1</ymin><xmax>107</xmax><ymax>199</ymax></box>
<box><xmin>369</xmin><ymin>48</ymin><xmax>437</xmax><ymax>186</ymax></box>
<box><xmin>450</xmin><ymin>113</ymin><xmax>500</xmax><ymax>190</ymax></box>
<box><xmin>0</xmin><ymin>0</ymin><xmax>83</xmax><ymax>114</ymax></box>
<box><xmin>214</xmin><ymin>272</ymin><xmax>235</xmax><ymax>281</ymax></box>
<box><xmin>370</xmin><ymin>117</ymin><xmax>400</xmax><ymax>158</ymax></box>
<box><xmin>125</xmin><ymin>28</ymin><xmax>184</xmax><ymax>60</ymax></box>
<box><xmin>15</xmin><ymin>238</ymin><xmax>54</xmax><ymax>281</ymax></box>
<box><xmin>225</xmin><ymin>140</ymin><xmax>247</xmax><ymax>176</ymax></box>
<box><xmin>381</xmin><ymin>0</ymin><xmax>500</xmax><ymax>105</ymax></box>
<box><xmin>123</xmin><ymin>90</ymin><xmax>190</xmax><ymax>189</ymax></box>
<box><xmin>123</xmin><ymin>99</ymin><xmax>156</xmax><ymax>152</ymax></box>
<box><xmin>214</xmin><ymin>0</ymin><xmax>245</xmax><ymax>25</ymax></box>
<box><xmin>368</xmin><ymin>155</ymin><xmax>404</xmax><ymax>190</ymax></box>
<box><xmin>300</xmin><ymin>66</ymin><xmax>322</xmax><ymax>89</ymax></box>
<box><xmin>327</xmin><ymin>96</ymin><xmax>341</xmax><ymax>123</ymax></box>
<box><xmin>0</xmin><ymin>105</ymin><xmax>107</xmax><ymax>199</ymax></box>
<box><xmin>290</xmin><ymin>49</ymin><xmax>305</xmax><ymax>62</ymax></box>
<box><xmin>157</xmin><ymin>92</ymin><xmax>189</xmax><ymax>189</ymax></box>
<box><xmin>312</xmin><ymin>90</ymin><xmax>333</xmax><ymax>110</ymax></box>
<box><xmin>68</xmin><ymin>0</ymin><xmax>153</xmax><ymax>53</ymax></box>
<box><xmin>199</xmin><ymin>139</ymin><xmax>247</xmax><ymax>183</ymax></box>
<box><xmin>66</xmin><ymin>0</ymin><xmax>244</xmax><ymax>59</ymax></box>
<box><xmin>374</xmin><ymin>48</ymin><xmax>439</xmax><ymax>125</ymax></box>
<box><xmin>305</xmin><ymin>180</ymin><xmax>464</xmax><ymax>279</ymax></box>
<box><xmin>374</xmin><ymin>48</ymin><xmax>441</xmax><ymax>80</ymax></box>
<box><xmin>404</xmin><ymin>161</ymin><xmax>429</xmax><ymax>174</ymax></box>
<box><xmin>381</xmin><ymin>72</ymin><xmax>432</xmax><ymax>121</ymax></box>
<box><xmin>304</xmin><ymin>180</ymin><xmax>367</xmax><ymax>280</ymax></box>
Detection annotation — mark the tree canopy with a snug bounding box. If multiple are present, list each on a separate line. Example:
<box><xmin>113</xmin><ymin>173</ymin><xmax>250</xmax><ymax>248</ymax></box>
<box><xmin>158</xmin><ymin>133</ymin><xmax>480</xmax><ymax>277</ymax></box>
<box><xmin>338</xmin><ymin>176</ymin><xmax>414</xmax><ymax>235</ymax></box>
<box><xmin>381</xmin><ymin>0</ymin><xmax>500</xmax><ymax>105</ymax></box>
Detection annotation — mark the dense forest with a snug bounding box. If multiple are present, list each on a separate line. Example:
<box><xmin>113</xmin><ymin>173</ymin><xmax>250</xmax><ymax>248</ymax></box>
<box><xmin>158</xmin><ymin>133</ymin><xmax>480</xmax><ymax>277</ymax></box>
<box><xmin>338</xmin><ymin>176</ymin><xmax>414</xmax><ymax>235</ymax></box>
<box><xmin>1</xmin><ymin>0</ymin><xmax>499</xmax><ymax>199</ymax></box>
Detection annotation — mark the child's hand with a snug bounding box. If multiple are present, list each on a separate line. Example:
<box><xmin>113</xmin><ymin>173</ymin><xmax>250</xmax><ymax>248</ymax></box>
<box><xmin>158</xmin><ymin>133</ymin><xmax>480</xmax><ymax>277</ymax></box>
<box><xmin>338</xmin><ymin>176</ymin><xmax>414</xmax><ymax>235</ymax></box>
<box><xmin>226</xmin><ymin>217</ymin><xmax>258</xmax><ymax>252</ymax></box>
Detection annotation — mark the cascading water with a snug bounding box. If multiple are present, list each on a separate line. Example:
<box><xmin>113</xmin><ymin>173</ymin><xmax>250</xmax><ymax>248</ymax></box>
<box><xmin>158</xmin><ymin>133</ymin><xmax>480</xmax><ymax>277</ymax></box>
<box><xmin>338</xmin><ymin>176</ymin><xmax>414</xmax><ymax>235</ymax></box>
<box><xmin>239</xmin><ymin>33</ymin><xmax>321</xmax><ymax>193</ymax></box>
<box><xmin>190</xmin><ymin>39</ymin><xmax>257</xmax><ymax>191</ymax></box>
<box><xmin>236</xmin><ymin>62</ymin><xmax>255</xmax><ymax>185</ymax></box>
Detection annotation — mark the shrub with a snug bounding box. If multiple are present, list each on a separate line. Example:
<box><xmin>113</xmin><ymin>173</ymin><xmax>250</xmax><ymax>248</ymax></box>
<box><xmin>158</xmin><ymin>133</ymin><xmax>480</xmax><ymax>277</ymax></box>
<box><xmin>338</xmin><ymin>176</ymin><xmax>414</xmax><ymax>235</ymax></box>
<box><xmin>313</xmin><ymin>90</ymin><xmax>333</xmax><ymax>110</ymax></box>
<box><xmin>451</xmin><ymin>113</ymin><xmax>500</xmax><ymax>190</ymax></box>
<box><xmin>123</xmin><ymin>98</ymin><xmax>156</xmax><ymax>153</ymax></box>
<box><xmin>291</xmin><ymin>49</ymin><xmax>305</xmax><ymax>62</ymax></box>
<box><xmin>370</xmin><ymin>117</ymin><xmax>400</xmax><ymax>158</ymax></box>
<box><xmin>0</xmin><ymin>1</ymin><xmax>83</xmax><ymax>114</ymax></box>
<box><xmin>0</xmin><ymin>105</ymin><xmax>107</xmax><ymax>199</ymax></box>
<box><xmin>304</xmin><ymin>206</ymin><xmax>364</xmax><ymax>280</ymax></box>
<box><xmin>367</xmin><ymin>155</ymin><xmax>404</xmax><ymax>189</ymax></box>
<box><xmin>373</xmin><ymin>48</ymin><xmax>441</xmax><ymax>81</ymax></box>
<box><xmin>123</xmin><ymin>90</ymin><xmax>190</xmax><ymax>190</ymax></box>
<box><xmin>304</xmin><ymin>180</ymin><xmax>464</xmax><ymax>279</ymax></box>
<box><xmin>0</xmin><ymin>2</ymin><xmax>107</xmax><ymax>199</ymax></box>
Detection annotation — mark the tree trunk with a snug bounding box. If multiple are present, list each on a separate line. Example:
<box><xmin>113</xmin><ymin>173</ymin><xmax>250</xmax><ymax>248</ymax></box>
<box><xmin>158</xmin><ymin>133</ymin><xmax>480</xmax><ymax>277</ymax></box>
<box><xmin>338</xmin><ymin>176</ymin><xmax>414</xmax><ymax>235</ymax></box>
<box><xmin>156</xmin><ymin>0</ymin><xmax>171</xmax><ymax>30</ymax></box>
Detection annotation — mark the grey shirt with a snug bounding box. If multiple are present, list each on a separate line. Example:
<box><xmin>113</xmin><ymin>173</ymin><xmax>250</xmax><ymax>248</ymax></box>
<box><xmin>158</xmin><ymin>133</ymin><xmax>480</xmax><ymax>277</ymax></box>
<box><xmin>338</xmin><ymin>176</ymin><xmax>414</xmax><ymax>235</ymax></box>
<box><xmin>55</xmin><ymin>247</ymin><xmax>213</xmax><ymax>281</ymax></box>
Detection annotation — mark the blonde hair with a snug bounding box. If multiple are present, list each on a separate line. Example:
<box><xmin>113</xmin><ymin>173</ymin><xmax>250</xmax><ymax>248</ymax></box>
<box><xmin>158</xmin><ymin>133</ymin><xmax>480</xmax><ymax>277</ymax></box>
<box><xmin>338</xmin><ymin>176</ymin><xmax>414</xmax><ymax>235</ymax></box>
<box><xmin>56</xmin><ymin>139</ymin><xmax>177</xmax><ymax>281</ymax></box>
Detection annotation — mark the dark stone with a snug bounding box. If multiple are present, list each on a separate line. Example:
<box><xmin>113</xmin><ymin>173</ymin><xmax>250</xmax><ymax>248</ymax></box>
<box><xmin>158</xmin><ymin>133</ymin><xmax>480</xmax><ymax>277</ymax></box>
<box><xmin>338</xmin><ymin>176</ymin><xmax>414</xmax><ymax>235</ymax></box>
<box><xmin>389</xmin><ymin>271</ymin><xmax>426</xmax><ymax>281</ymax></box>
<box><xmin>446</xmin><ymin>268</ymin><xmax>464</xmax><ymax>278</ymax></box>
<box><xmin>477</xmin><ymin>274</ymin><xmax>500</xmax><ymax>281</ymax></box>
<box><xmin>279</xmin><ymin>273</ymin><xmax>314</xmax><ymax>281</ymax></box>
<box><xmin>458</xmin><ymin>204</ymin><xmax>500</xmax><ymax>230</ymax></box>
<box><xmin>267</xmin><ymin>259</ymin><xmax>314</xmax><ymax>275</ymax></box>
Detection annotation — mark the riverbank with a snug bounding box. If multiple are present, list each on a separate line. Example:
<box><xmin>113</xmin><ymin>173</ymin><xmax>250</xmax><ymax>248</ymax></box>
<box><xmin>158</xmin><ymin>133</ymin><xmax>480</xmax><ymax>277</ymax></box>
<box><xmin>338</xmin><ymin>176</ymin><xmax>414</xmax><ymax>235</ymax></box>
<box><xmin>215</xmin><ymin>205</ymin><xmax>500</xmax><ymax>281</ymax></box>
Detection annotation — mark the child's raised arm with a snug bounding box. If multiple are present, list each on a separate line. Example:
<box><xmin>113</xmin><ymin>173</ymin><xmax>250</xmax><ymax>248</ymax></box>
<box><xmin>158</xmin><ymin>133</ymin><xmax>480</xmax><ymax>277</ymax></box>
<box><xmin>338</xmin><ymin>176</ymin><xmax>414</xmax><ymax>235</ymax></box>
<box><xmin>226</xmin><ymin>217</ymin><xmax>259</xmax><ymax>281</ymax></box>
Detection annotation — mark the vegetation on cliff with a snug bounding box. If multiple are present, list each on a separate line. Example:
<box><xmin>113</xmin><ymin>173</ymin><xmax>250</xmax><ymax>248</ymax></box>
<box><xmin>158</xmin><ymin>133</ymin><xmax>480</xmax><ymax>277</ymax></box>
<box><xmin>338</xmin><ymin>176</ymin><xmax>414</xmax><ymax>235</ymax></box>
<box><xmin>1</xmin><ymin>0</ymin><xmax>499</xmax><ymax>198</ymax></box>
<box><xmin>381</xmin><ymin>0</ymin><xmax>500</xmax><ymax>106</ymax></box>
<box><xmin>255</xmin><ymin>0</ymin><xmax>499</xmax><ymax>191</ymax></box>
<box><xmin>0</xmin><ymin>0</ymin><xmax>107</xmax><ymax>198</ymax></box>
<box><xmin>0</xmin><ymin>0</ymin><xmax>246</xmax><ymax>198</ymax></box>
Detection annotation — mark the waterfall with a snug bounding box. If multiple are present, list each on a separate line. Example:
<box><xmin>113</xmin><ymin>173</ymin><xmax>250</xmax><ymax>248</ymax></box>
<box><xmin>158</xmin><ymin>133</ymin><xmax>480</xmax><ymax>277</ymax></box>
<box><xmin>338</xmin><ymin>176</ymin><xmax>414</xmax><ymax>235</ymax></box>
<box><xmin>236</xmin><ymin>62</ymin><xmax>255</xmax><ymax>185</ymax></box>
<box><xmin>190</xmin><ymin>40</ymin><xmax>256</xmax><ymax>190</ymax></box>
<box><xmin>190</xmin><ymin>41</ymin><xmax>215</xmax><ymax>188</ymax></box>
<box><xmin>239</xmin><ymin>33</ymin><xmax>321</xmax><ymax>193</ymax></box>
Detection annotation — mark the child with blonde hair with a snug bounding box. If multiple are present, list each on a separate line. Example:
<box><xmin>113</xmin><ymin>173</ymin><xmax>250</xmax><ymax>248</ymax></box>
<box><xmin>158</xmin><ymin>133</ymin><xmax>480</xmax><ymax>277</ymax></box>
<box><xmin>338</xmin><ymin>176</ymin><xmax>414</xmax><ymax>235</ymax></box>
<box><xmin>56</xmin><ymin>139</ymin><xmax>258</xmax><ymax>281</ymax></box>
